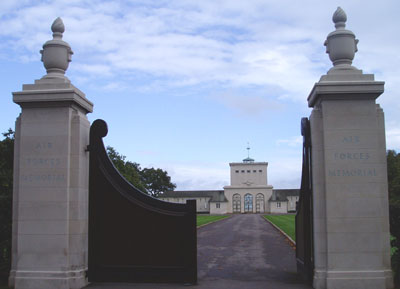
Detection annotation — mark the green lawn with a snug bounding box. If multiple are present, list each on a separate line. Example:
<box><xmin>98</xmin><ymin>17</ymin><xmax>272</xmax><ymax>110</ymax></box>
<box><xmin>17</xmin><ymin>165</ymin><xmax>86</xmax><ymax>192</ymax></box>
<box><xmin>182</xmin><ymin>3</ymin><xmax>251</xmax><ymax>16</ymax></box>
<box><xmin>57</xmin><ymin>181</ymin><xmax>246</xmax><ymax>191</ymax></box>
<box><xmin>264</xmin><ymin>214</ymin><xmax>296</xmax><ymax>241</ymax></box>
<box><xmin>197</xmin><ymin>215</ymin><xmax>230</xmax><ymax>227</ymax></box>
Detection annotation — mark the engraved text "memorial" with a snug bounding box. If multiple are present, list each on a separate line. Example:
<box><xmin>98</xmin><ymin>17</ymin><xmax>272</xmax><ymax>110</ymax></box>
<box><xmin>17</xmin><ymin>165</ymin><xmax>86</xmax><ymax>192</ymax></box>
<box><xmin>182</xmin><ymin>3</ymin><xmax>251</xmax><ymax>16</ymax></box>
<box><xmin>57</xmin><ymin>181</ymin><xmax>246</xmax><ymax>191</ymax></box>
<box><xmin>328</xmin><ymin>169</ymin><xmax>377</xmax><ymax>177</ymax></box>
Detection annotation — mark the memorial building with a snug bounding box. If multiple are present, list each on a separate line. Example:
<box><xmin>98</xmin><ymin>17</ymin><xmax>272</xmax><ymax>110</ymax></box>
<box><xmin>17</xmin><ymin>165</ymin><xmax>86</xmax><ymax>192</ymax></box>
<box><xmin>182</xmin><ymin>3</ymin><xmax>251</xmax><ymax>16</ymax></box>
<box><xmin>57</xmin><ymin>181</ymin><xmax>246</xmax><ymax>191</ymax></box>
<box><xmin>160</xmin><ymin>149</ymin><xmax>299</xmax><ymax>214</ymax></box>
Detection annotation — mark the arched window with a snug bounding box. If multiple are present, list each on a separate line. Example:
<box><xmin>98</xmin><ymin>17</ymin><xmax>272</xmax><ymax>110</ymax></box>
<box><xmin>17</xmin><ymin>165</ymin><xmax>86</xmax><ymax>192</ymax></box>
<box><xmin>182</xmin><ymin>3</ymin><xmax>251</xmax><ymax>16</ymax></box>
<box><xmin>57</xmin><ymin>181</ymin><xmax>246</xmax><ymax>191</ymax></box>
<box><xmin>244</xmin><ymin>194</ymin><xmax>253</xmax><ymax>213</ymax></box>
<box><xmin>232</xmin><ymin>194</ymin><xmax>241</xmax><ymax>213</ymax></box>
<box><xmin>256</xmin><ymin>193</ymin><xmax>265</xmax><ymax>213</ymax></box>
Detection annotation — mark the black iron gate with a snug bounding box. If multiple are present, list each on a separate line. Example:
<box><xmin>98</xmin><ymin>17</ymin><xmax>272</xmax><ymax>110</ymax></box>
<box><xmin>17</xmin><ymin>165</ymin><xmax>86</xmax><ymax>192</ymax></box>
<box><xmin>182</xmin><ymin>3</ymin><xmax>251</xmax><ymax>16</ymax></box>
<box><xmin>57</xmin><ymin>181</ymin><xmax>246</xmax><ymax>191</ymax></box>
<box><xmin>295</xmin><ymin>117</ymin><xmax>314</xmax><ymax>284</ymax></box>
<box><xmin>87</xmin><ymin>119</ymin><xmax>197</xmax><ymax>284</ymax></box>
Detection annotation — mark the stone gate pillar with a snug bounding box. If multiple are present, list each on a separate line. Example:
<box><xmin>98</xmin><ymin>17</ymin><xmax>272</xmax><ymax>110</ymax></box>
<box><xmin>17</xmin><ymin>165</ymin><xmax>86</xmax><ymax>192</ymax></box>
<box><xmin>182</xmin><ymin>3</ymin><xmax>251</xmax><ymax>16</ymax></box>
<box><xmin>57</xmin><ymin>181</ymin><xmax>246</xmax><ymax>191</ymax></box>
<box><xmin>9</xmin><ymin>18</ymin><xmax>93</xmax><ymax>289</ymax></box>
<box><xmin>308</xmin><ymin>8</ymin><xmax>393</xmax><ymax>289</ymax></box>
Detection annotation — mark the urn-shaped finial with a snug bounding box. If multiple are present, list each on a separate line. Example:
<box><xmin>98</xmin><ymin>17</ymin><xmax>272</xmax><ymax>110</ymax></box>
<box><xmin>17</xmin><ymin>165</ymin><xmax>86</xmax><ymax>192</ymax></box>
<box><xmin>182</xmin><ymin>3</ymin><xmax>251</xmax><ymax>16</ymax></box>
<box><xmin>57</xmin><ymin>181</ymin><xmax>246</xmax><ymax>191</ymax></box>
<box><xmin>324</xmin><ymin>7</ymin><xmax>359</xmax><ymax>71</ymax></box>
<box><xmin>40</xmin><ymin>17</ymin><xmax>73</xmax><ymax>79</ymax></box>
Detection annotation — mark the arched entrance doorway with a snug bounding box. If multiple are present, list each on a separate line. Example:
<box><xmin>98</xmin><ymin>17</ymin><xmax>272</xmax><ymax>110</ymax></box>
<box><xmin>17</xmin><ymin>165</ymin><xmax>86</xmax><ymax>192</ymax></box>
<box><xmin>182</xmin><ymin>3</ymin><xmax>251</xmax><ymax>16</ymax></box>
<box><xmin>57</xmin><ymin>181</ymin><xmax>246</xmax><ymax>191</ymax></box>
<box><xmin>232</xmin><ymin>194</ymin><xmax>241</xmax><ymax>213</ymax></box>
<box><xmin>244</xmin><ymin>194</ymin><xmax>253</xmax><ymax>213</ymax></box>
<box><xmin>256</xmin><ymin>193</ymin><xmax>265</xmax><ymax>213</ymax></box>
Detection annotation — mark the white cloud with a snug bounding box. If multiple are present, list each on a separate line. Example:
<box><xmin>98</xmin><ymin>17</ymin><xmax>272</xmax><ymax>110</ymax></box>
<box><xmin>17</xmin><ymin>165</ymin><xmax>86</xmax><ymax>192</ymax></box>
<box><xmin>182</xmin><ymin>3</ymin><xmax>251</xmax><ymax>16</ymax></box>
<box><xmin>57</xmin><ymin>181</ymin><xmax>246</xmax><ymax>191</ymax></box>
<box><xmin>0</xmin><ymin>0</ymin><xmax>330</xmax><ymax>102</ymax></box>
<box><xmin>1</xmin><ymin>1</ymin><xmax>398</xmax><ymax>107</ymax></box>
<box><xmin>72</xmin><ymin>63</ymin><xmax>112</xmax><ymax>76</ymax></box>
<box><xmin>214</xmin><ymin>90</ymin><xmax>284</xmax><ymax>117</ymax></box>
<box><xmin>154</xmin><ymin>162</ymin><xmax>229</xmax><ymax>190</ymax></box>
<box><xmin>99</xmin><ymin>81</ymin><xmax>127</xmax><ymax>91</ymax></box>
<box><xmin>276</xmin><ymin>136</ymin><xmax>302</xmax><ymax>148</ymax></box>
<box><xmin>269</xmin><ymin>157</ymin><xmax>302</xmax><ymax>189</ymax></box>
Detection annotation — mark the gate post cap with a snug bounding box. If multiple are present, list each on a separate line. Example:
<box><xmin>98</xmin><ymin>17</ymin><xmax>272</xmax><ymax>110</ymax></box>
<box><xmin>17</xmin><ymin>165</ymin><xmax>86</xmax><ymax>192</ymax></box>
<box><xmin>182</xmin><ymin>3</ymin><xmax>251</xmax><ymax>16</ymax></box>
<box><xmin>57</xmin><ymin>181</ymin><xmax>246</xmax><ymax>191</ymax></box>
<box><xmin>324</xmin><ymin>7</ymin><xmax>359</xmax><ymax>73</ymax></box>
<box><xmin>40</xmin><ymin>17</ymin><xmax>73</xmax><ymax>81</ymax></box>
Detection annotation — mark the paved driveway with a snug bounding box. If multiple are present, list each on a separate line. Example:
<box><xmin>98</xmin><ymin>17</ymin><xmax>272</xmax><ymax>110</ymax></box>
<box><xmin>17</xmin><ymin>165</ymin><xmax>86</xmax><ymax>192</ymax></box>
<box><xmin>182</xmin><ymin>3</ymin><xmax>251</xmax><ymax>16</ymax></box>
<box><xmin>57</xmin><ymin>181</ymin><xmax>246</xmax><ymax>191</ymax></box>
<box><xmin>86</xmin><ymin>214</ymin><xmax>312</xmax><ymax>289</ymax></box>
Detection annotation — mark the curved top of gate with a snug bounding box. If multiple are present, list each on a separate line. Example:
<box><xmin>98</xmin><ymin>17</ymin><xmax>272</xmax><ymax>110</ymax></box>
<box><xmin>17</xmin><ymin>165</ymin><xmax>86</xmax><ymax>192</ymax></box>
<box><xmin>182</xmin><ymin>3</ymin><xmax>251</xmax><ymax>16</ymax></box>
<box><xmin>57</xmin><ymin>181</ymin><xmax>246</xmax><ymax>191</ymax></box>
<box><xmin>89</xmin><ymin>119</ymin><xmax>193</xmax><ymax>216</ymax></box>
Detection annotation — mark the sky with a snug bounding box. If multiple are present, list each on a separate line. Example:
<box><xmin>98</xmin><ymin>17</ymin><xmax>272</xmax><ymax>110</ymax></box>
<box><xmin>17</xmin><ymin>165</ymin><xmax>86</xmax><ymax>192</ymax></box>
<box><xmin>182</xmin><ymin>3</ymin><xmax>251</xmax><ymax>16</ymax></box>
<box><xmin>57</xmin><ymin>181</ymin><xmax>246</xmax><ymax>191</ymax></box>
<box><xmin>1</xmin><ymin>0</ymin><xmax>400</xmax><ymax>191</ymax></box>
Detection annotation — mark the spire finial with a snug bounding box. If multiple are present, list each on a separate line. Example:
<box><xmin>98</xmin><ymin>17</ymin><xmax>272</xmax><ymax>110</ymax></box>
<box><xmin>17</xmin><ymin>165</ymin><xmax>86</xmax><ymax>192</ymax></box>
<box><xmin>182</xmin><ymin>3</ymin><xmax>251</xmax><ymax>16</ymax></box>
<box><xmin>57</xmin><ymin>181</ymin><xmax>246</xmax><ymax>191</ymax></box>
<box><xmin>243</xmin><ymin>143</ymin><xmax>254</xmax><ymax>163</ymax></box>
<box><xmin>40</xmin><ymin>17</ymin><xmax>73</xmax><ymax>80</ymax></box>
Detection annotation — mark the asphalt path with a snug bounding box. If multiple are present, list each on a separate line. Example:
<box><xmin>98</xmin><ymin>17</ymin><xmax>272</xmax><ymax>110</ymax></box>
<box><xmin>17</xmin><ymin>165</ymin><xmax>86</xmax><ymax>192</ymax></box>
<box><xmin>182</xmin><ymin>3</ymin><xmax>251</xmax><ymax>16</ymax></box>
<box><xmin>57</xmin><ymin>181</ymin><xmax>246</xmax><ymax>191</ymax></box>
<box><xmin>87</xmin><ymin>214</ymin><xmax>312</xmax><ymax>289</ymax></box>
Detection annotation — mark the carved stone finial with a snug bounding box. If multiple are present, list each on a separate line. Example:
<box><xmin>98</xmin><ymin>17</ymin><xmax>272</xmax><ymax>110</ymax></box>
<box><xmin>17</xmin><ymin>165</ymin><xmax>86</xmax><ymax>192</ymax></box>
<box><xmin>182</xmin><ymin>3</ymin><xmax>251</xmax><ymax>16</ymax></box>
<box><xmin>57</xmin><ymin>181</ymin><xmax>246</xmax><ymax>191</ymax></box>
<box><xmin>324</xmin><ymin>7</ymin><xmax>359</xmax><ymax>73</ymax></box>
<box><xmin>332</xmin><ymin>7</ymin><xmax>347</xmax><ymax>29</ymax></box>
<box><xmin>51</xmin><ymin>17</ymin><xmax>65</xmax><ymax>38</ymax></box>
<box><xmin>40</xmin><ymin>17</ymin><xmax>73</xmax><ymax>80</ymax></box>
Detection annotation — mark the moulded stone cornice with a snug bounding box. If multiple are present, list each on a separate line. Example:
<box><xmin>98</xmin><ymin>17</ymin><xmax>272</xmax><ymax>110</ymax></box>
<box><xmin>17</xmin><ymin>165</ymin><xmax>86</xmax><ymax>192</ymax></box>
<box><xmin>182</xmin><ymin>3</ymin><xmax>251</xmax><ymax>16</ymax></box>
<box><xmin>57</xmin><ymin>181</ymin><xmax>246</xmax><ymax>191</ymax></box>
<box><xmin>223</xmin><ymin>185</ymin><xmax>273</xmax><ymax>189</ymax></box>
<box><xmin>229</xmin><ymin>162</ymin><xmax>268</xmax><ymax>166</ymax></box>
<box><xmin>307</xmin><ymin>80</ymin><xmax>384</xmax><ymax>108</ymax></box>
<box><xmin>13</xmin><ymin>85</ymin><xmax>93</xmax><ymax>113</ymax></box>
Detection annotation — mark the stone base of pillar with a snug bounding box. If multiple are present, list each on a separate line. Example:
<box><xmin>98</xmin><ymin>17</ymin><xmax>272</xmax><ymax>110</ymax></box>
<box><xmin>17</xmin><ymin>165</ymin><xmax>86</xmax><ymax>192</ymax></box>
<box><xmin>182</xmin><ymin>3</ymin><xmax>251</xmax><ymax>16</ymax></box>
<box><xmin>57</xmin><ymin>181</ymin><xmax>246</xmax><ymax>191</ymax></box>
<box><xmin>10</xmin><ymin>269</ymin><xmax>87</xmax><ymax>289</ymax></box>
<box><xmin>314</xmin><ymin>269</ymin><xmax>394</xmax><ymax>289</ymax></box>
<box><xmin>313</xmin><ymin>270</ymin><xmax>327</xmax><ymax>289</ymax></box>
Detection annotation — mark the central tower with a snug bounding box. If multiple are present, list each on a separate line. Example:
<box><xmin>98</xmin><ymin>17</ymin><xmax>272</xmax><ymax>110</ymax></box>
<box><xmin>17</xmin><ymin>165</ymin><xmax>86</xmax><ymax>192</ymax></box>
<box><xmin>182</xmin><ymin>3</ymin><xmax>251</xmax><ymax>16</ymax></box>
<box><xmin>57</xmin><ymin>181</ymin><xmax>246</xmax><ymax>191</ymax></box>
<box><xmin>223</xmin><ymin>148</ymin><xmax>273</xmax><ymax>213</ymax></box>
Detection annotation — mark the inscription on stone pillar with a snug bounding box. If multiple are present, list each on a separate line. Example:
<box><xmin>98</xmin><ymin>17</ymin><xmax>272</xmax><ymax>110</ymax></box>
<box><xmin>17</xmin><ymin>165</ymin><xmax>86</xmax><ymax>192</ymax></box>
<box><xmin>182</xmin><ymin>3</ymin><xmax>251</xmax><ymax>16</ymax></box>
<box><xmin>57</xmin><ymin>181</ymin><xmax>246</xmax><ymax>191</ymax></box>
<box><xmin>20</xmin><ymin>140</ymin><xmax>66</xmax><ymax>186</ymax></box>
<box><xmin>327</xmin><ymin>135</ymin><xmax>378</xmax><ymax>178</ymax></box>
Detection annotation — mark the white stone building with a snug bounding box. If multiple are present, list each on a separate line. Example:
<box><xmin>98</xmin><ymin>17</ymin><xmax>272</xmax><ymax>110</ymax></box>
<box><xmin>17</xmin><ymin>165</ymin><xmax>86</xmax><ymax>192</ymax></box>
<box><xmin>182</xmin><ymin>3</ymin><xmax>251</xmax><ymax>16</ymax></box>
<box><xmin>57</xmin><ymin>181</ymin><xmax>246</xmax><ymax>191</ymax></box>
<box><xmin>160</xmin><ymin>156</ymin><xmax>299</xmax><ymax>214</ymax></box>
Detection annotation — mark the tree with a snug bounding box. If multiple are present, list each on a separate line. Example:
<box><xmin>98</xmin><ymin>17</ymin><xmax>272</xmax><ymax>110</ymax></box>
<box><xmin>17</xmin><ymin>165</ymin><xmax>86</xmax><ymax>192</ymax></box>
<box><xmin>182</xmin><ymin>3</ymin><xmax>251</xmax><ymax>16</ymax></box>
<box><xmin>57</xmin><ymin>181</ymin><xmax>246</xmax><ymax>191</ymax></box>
<box><xmin>140</xmin><ymin>167</ymin><xmax>176</xmax><ymax>197</ymax></box>
<box><xmin>106</xmin><ymin>146</ymin><xmax>147</xmax><ymax>193</ymax></box>
<box><xmin>106</xmin><ymin>146</ymin><xmax>176</xmax><ymax>197</ymax></box>
<box><xmin>0</xmin><ymin>129</ymin><xmax>14</xmax><ymax>284</ymax></box>
<box><xmin>388</xmin><ymin>150</ymin><xmax>400</xmax><ymax>206</ymax></box>
<box><xmin>388</xmin><ymin>150</ymin><xmax>400</xmax><ymax>286</ymax></box>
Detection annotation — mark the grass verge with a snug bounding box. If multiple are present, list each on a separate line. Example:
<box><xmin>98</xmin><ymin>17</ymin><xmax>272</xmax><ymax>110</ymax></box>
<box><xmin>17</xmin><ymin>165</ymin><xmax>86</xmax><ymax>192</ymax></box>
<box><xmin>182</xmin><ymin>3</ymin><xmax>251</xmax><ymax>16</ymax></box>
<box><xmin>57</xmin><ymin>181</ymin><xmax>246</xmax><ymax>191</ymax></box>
<box><xmin>264</xmin><ymin>214</ymin><xmax>296</xmax><ymax>241</ymax></box>
<box><xmin>197</xmin><ymin>215</ymin><xmax>230</xmax><ymax>227</ymax></box>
